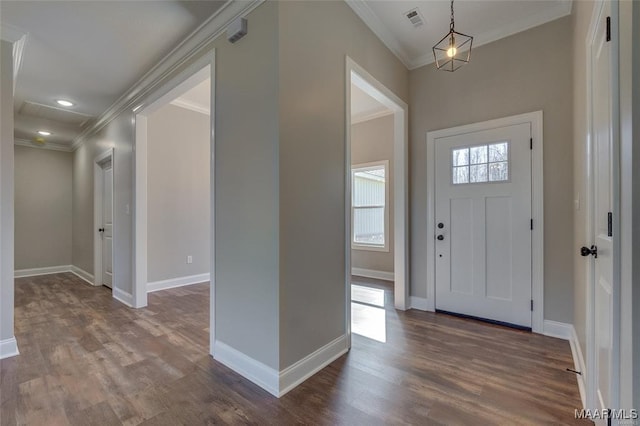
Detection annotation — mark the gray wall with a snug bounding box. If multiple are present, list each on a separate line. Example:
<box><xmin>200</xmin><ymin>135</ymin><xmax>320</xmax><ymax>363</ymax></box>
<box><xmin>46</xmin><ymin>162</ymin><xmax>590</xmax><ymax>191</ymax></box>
<box><xmin>147</xmin><ymin>104</ymin><xmax>210</xmax><ymax>283</ymax></box>
<box><xmin>571</xmin><ymin>0</ymin><xmax>594</xmax><ymax>369</ymax></box>
<box><xmin>1</xmin><ymin>40</ymin><xmax>15</xmax><ymax>343</ymax></box>
<box><xmin>278</xmin><ymin>0</ymin><xmax>408</xmax><ymax>368</ymax></box>
<box><xmin>351</xmin><ymin>114</ymin><xmax>394</xmax><ymax>274</ymax></box>
<box><xmin>14</xmin><ymin>146</ymin><xmax>73</xmax><ymax>270</ymax></box>
<box><xmin>409</xmin><ymin>17</ymin><xmax>574</xmax><ymax>323</ymax></box>
<box><xmin>71</xmin><ymin>1</ymin><xmax>281</xmax><ymax>369</ymax></box>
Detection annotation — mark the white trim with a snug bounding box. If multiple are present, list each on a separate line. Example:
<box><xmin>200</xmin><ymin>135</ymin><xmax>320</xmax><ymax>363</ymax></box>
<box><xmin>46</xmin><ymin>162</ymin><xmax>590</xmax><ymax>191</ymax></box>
<box><xmin>71</xmin><ymin>0</ymin><xmax>262</xmax><ymax>151</ymax></box>
<box><xmin>279</xmin><ymin>335</ymin><xmax>348</xmax><ymax>397</ymax></box>
<box><xmin>112</xmin><ymin>287</ymin><xmax>133</xmax><ymax>307</ymax></box>
<box><xmin>147</xmin><ymin>273</ymin><xmax>210</xmax><ymax>293</ymax></box>
<box><xmin>0</xmin><ymin>22</ymin><xmax>26</xmax><ymax>43</ymax></box>
<box><xmin>351</xmin><ymin>268</ymin><xmax>394</xmax><ymax>282</ymax></box>
<box><xmin>542</xmin><ymin>321</ymin><xmax>587</xmax><ymax>409</ymax></box>
<box><xmin>346</xmin><ymin>0</ymin><xmax>572</xmax><ymax>70</ymax></box>
<box><xmin>570</xmin><ymin>326</ymin><xmax>588</xmax><ymax>409</ymax></box>
<box><xmin>346</xmin><ymin>57</ymin><xmax>409</xmax><ymax>316</ymax></box>
<box><xmin>0</xmin><ymin>337</ymin><xmax>19</xmax><ymax>360</ymax></box>
<box><xmin>94</xmin><ymin>148</ymin><xmax>114</xmax><ymax>290</ymax></box>
<box><xmin>409</xmin><ymin>296</ymin><xmax>429</xmax><ymax>311</ymax></box>
<box><xmin>70</xmin><ymin>265</ymin><xmax>94</xmax><ymax>285</ymax></box>
<box><xmin>426</xmin><ymin>111</ymin><xmax>544</xmax><ymax>333</ymax></box>
<box><xmin>351</xmin><ymin>109</ymin><xmax>394</xmax><ymax>125</ymax></box>
<box><xmin>170</xmin><ymin>98</ymin><xmax>210</xmax><ymax>115</ymax></box>
<box><xmin>14</xmin><ymin>265</ymin><xmax>71</xmax><ymax>278</ymax></box>
<box><xmin>543</xmin><ymin>320</ymin><xmax>573</xmax><ymax>340</ymax></box>
<box><xmin>213</xmin><ymin>340</ymin><xmax>280</xmax><ymax>397</ymax></box>
<box><xmin>351</xmin><ymin>160</ymin><xmax>390</xmax><ymax>253</ymax></box>
<box><xmin>14</xmin><ymin>138</ymin><xmax>73</xmax><ymax>152</ymax></box>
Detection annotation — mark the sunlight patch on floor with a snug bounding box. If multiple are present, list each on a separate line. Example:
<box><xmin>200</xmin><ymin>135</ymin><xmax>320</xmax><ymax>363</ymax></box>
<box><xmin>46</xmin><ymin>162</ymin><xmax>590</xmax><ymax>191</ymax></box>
<box><xmin>351</xmin><ymin>284</ymin><xmax>386</xmax><ymax>342</ymax></box>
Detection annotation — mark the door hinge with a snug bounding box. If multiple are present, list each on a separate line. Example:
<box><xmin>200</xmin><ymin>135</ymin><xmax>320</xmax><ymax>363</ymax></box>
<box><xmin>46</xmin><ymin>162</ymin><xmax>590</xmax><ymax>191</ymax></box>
<box><xmin>530</xmin><ymin>138</ymin><xmax>533</xmax><ymax>150</ymax></box>
<box><xmin>607</xmin><ymin>212</ymin><xmax>612</xmax><ymax>237</ymax></box>
<box><xmin>531</xmin><ymin>300</ymin><xmax>534</xmax><ymax>311</ymax></box>
<box><xmin>530</xmin><ymin>219</ymin><xmax>533</xmax><ymax>230</ymax></box>
<box><xmin>606</xmin><ymin>16</ymin><xmax>611</xmax><ymax>42</ymax></box>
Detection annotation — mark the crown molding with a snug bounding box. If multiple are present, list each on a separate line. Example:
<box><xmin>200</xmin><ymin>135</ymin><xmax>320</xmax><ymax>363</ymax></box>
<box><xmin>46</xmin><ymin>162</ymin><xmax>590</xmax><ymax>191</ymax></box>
<box><xmin>344</xmin><ymin>0</ymin><xmax>412</xmax><ymax>70</ymax></box>
<box><xmin>71</xmin><ymin>0</ymin><xmax>264</xmax><ymax>151</ymax></box>
<box><xmin>351</xmin><ymin>108</ymin><xmax>393</xmax><ymax>125</ymax></box>
<box><xmin>346</xmin><ymin>0</ymin><xmax>573</xmax><ymax>71</ymax></box>
<box><xmin>14</xmin><ymin>138</ymin><xmax>73</xmax><ymax>152</ymax></box>
<box><xmin>170</xmin><ymin>98</ymin><xmax>210</xmax><ymax>115</ymax></box>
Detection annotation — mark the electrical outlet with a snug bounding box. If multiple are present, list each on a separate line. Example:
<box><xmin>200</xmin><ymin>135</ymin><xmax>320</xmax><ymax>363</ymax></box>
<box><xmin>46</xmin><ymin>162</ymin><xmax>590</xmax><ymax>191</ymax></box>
<box><xmin>187</xmin><ymin>256</ymin><xmax>193</xmax><ymax>264</ymax></box>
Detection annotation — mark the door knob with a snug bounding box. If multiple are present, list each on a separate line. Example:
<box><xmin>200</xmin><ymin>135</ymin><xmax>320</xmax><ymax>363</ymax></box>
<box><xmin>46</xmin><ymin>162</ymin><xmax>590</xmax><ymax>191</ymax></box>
<box><xmin>98</xmin><ymin>228</ymin><xmax>105</xmax><ymax>233</ymax></box>
<box><xmin>580</xmin><ymin>245</ymin><xmax>597</xmax><ymax>259</ymax></box>
<box><xmin>437</xmin><ymin>222</ymin><xmax>444</xmax><ymax>229</ymax></box>
<box><xmin>437</xmin><ymin>235</ymin><xmax>444</xmax><ymax>241</ymax></box>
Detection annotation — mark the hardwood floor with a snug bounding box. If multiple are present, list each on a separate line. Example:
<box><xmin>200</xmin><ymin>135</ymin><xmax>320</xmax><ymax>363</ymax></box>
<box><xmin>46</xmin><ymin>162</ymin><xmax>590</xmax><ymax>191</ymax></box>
<box><xmin>1</xmin><ymin>273</ymin><xmax>588</xmax><ymax>425</ymax></box>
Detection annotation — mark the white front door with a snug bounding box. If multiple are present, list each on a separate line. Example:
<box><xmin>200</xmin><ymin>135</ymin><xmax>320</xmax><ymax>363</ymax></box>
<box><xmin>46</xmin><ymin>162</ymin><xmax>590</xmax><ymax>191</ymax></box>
<box><xmin>588</xmin><ymin>0</ymin><xmax>614</xmax><ymax>413</ymax></box>
<box><xmin>101</xmin><ymin>161</ymin><xmax>113</xmax><ymax>288</ymax></box>
<box><xmin>434</xmin><ymin>123</ymin><xmax>532</xmax><ymax>328</ymax></box>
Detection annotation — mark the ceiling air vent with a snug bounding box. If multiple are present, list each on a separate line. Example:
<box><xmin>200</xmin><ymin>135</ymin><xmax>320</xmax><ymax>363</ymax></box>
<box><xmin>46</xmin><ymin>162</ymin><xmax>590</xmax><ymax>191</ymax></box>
<box><xmin>405</xmin><ymin>8</ymin><xmax>425</xmax><ymax>28</ymax></box>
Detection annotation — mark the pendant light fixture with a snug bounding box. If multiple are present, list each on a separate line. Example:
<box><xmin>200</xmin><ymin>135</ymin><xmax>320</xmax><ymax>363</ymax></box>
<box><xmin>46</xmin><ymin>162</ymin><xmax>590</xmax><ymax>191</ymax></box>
<box><xmin>432</xmin><ymin>0</ymin><xmax>473</xmax><ymax>72</ymax></box>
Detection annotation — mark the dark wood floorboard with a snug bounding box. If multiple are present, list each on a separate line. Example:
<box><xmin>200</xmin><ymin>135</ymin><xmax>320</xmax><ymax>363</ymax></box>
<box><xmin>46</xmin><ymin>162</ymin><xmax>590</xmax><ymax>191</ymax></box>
<box><xmin>0</xmin><ymin>273</ymin><xmax>589</xmax><ymax>425</ymax></box>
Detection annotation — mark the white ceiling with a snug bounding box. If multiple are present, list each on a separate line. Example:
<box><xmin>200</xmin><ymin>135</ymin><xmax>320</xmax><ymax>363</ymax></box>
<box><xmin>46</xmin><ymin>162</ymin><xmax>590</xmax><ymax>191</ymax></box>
<box><xmin>346</xmin><ymin>0</ymin><xmax>572</xmax><ymax>70</ymax></box>
<box><xmin>351</xmin><ymin>83</ymin><xmax>391</xmax><ymax>124</ymax></box>
<box><xmin>171</xmin><ymin>79</ymin><xmax>211</xmax><ymax>115</ymax></box>
<box><xmin>1</xmin><ymin>0</ymin><xmax>225</xmax><ymax>148</ymax></box>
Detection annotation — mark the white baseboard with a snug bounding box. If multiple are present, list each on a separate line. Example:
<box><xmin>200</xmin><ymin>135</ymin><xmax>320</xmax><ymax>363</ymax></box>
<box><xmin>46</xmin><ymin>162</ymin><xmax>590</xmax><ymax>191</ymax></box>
<box><xmin>70</xmin><ymin>265</ymin><xmax>95</xmax><ymax>285</ymax></box>
<box><xmin>279</xmin><ymin>334</ymin><xmax>348</xmax><ymax>397</ymax></box>
<box><xmin>543</xmin><ymin>320</ymin><xmax>573</xmax><ymax>340</ymax></box>
<box><xmin>410</xmin><ymin>296</ymin><xmax>429</xmax><ymax>311</ymax></box>
<box><xmin>14</xmin><ymin>265</ymin><xmax>71</xmax><ymax>278</ymax></box>
<box><xmin>0</xmin><ymin>337</ymin><xmax>19</xmax><ymax>359</ymax></box>
<box><xmin>147</xmin><ymin>273</ymin><xmax>210</xmax><ymax>293</ymax></box>
<box><xmin>113</xmin><ymin>287</ymin><xmax>133</xmax><ymax>307</ymax></box>
<box><xmin>213</xmin><ymin>340</ymin><xmax>279</xmax><ymax>397</ymax></box>
<box><xmin>351</xmin><ymin>267</ymin><xmax>394</xmax><ymax>282</ymax></box>
<box><xmin>570</xmin><ymin>325</ymin><xmax>587</xmax><ymax>409</ymax></box>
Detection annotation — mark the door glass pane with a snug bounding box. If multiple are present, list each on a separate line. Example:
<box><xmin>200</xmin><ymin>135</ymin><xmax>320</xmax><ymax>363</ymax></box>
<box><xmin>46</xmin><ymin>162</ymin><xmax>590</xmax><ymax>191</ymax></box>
<box><xmin>453</xmin><ymin>166</ymin><xmax>469</xmax><ymax>184</ymax></box>
<box><xmin>489</xmin><ymin>162</ymin><xmax>509</xmax><ymax>182</ymax></box>
<box><xmin>469</xmin><ymin>146</ymin><xmax>487</xmax><ymax>164</ymax></box>
<box><xmin>452</xmin><ymin>148</ymin><xmax>469</xmax><ymax>166</ymax></box>
<box><xmin>470</xmin><ymin>164</ymin><xmax>488</xmax><ymax>183</ymax></box>
<box><xmin>489</xmin><ymin>142</ymin><xmax>508</xmax><ymax>162</ymax></box>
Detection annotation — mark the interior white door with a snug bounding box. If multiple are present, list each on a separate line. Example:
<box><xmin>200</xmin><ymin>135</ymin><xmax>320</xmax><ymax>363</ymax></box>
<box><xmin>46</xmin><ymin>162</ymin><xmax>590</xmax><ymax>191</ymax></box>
<box><xmin>101</xmin><ymin>161</ymin><xmax>113</xmax><ymax>288</ymax></box>
<box><xmin>434</xmin><ymin>123</ymin><xmax>532</xmax><ymax>328</ymax></box>
<box><xmin>589</xmin><ymin>1</ymin><xmax>614</xmax><ymax>413</ymax></box>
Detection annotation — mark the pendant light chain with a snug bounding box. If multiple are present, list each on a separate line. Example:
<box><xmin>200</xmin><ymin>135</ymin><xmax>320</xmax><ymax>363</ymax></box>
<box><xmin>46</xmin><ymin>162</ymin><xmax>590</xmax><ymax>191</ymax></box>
<box><xmin>450</xmin><ymin>0</ymin><xmax>455</xmax><ymax>32</ymax></box>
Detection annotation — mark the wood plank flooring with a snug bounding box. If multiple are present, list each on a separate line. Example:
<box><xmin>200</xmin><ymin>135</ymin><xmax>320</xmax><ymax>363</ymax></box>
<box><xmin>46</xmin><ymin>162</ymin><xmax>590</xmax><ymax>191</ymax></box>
<box><xmin>0</xmin><ymin>273</ymin><xmax>588</xmax><ymax>425</ymax></box>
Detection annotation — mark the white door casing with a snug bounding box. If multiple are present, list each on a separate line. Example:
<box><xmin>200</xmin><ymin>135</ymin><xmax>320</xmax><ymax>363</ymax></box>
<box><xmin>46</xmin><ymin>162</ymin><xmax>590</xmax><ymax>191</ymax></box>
<box><xmin>426</xmin><ymin>111</ymin><xmax>544</xmax><ymax>333</ymax></box>
<box><xmin>434</xmin><ymin>123</ymin><xmax>532</xmax><ymax>328</ymax></box>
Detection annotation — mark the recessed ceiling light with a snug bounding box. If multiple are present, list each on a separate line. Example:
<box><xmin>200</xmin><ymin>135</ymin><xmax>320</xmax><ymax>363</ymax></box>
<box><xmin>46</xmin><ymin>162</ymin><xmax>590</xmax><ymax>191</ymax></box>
<box><xmin>56</xmin><ymin>99</ymin><xmax>73</xmax><ymax>107</ymax></box>
<box><xmin>37</xmin><ymin>130</ymin><xmax>51</xmax><ymax>136</ymax></box>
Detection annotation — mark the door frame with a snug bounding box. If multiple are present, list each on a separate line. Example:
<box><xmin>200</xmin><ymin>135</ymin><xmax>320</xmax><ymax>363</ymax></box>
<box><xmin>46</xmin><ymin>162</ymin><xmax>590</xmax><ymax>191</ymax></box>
<box><xmin>345</xmin><ymin>56</ymin><xmax>409</xmax><ymax>329</ymax></box>
<box><xmin>584</xmin><ymin>0</ymin><xmax>621</xmax><ymax>412</ymax></box>
<box><xmin>425</xmin><ymin>111</ymin><xmax>544</xmax><ymax>333</ymax></box>
<box><xmin>94</xmin><ymin>148</ymin><xmax>114</xmax><ymax>289</ymax></box>
<box><xmin>133</xmin><ymin>50</ymin><xmax>215</xmax><ymax>352</ymax></box>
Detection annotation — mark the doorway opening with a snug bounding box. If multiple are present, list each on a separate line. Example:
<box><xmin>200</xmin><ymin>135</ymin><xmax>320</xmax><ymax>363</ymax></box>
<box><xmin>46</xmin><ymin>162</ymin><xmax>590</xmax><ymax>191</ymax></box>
<box><xmin>346</xmin><ymin>58</ymin><xmax>408</xmax><ymax>345</ymax></box>
<box><xmin>133</xmin><ymin>51</ymin><xmax>215</xmax><ymax>353</ymax></box>
<box><xmin>426</xmin><ymin>112</ymin><xmax>544</xmax><ymax>333</ymax></box>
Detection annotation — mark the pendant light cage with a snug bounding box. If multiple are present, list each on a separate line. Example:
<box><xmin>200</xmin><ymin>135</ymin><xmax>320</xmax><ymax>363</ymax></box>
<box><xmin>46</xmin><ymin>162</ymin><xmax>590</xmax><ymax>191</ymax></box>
<box><xmin>432</xmin><ymin>0</ymin><xmax>473</xmax><ymax>72</ymax></box>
